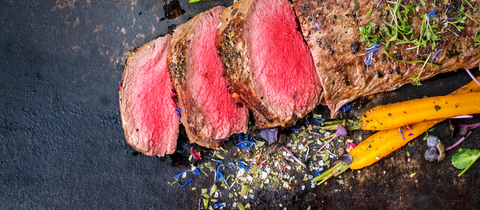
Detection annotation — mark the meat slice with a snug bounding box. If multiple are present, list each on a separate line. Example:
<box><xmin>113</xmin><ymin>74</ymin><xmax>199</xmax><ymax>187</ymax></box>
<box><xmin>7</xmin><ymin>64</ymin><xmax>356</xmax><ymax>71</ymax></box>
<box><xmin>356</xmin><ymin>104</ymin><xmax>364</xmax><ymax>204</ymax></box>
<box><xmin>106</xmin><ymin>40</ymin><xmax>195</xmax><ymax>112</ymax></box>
<box><xmin>119</xmin><ymin>35</ymin><xmax>178</xmax><ymax>157</ymax></box>
<box><xmin>292</xmin><ymin>0</ymin><xmax>480</xmax><ymax>117</ymax></box>
<box><xmin>217</xmin><ymin>0</ymin><xmax>322</xmax><ymax>129</ymax></box>
<box><xmin>168</xmin><ymin>6</ymin><xmax>249</xmax><ymax>149</ymax></box>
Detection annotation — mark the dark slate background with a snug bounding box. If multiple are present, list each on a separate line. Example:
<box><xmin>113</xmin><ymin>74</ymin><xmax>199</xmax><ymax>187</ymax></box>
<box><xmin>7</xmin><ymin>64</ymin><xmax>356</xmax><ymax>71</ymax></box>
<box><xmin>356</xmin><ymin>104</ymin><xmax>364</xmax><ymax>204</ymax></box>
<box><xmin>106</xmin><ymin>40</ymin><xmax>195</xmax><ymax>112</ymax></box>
<box><xmin>0</xmin><ymin>0</ymin><xmax>479</xmax><ymax>209</ymax></box>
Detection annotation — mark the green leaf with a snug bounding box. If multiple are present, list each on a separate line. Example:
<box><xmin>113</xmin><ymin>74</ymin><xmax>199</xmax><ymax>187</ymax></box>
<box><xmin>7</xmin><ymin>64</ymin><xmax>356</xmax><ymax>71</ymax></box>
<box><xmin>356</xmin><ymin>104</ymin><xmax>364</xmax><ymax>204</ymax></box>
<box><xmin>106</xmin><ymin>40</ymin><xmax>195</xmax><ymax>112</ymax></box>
<box><xmin>366</xmin><ymin>8</ymin><xmax>373</xmax><ymax>19</ymax></box>
<box><xmin>452</xmin><ymin>149</ymin><xmax>480</xmax><ymax>176</ymax></box>
<box><xmin>419</xmin><ymin>0</ymin><xmax>426</xmax><ymax>10</ymax></box>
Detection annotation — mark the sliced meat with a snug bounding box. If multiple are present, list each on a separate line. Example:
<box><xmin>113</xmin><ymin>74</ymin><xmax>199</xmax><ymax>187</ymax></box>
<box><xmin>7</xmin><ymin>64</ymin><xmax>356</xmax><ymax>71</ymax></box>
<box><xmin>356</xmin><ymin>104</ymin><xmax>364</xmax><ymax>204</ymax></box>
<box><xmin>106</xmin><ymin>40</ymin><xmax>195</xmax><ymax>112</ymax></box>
<box><xmin>119</xmin><ymin>35</ymin><xmax>178</xmax><ymax>157</ymax></box>
<box><xmin>217</xmin><ymin>0</ymin><xmax>322</xmax><ymax>129</ymax></box>
<box><xmin>168</xmin><ymin>6</ymin><xmax>249</xmax><ymax>149</ymax></box>
<box><xmin>292</xmin><ymin>0</ymin><xmax>480</xmax><ymax>117</ymax></box>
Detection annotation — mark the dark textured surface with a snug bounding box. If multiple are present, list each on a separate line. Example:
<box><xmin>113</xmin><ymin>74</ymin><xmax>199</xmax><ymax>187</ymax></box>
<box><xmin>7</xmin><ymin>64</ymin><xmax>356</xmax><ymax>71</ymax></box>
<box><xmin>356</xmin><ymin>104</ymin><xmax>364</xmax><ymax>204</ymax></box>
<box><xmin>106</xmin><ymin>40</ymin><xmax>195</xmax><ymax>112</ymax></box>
<box><xmin>0</xmin><ymin>0</ymin><xmax>479</xmax><ymax>209</ymax></box>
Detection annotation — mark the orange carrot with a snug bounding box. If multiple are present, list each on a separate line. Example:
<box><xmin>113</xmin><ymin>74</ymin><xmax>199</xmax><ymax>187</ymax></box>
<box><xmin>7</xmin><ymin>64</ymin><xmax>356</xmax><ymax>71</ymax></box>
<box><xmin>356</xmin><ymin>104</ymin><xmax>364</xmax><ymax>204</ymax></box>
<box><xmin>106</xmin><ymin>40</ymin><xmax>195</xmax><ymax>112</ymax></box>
<box><xmin>359</xmin><ymin>92</ymin><xmax>480</xmax><ymax>131</ymax></box>
<box><xmin>350</xmin><ymin>77</ymin><xmax>480</xmax><ymax>169</ymax></box>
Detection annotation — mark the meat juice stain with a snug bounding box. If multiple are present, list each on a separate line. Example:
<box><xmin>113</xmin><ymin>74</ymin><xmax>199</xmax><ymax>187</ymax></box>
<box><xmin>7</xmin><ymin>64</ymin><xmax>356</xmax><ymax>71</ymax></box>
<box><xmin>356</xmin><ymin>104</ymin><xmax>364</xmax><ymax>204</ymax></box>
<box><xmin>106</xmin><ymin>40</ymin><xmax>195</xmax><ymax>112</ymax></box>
<box><xmin>159</xmin><ymin>0</ymin><xmax>185</xmax><ymax>21</ymax></box>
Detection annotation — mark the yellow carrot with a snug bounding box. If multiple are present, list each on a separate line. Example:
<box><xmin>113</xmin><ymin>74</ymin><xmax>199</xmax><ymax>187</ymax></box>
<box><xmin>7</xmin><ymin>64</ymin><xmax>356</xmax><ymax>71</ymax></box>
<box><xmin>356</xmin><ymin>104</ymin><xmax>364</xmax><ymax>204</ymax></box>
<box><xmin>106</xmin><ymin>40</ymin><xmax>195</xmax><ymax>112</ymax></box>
<box><xmin>359</xmin><ymin>92</ymin><xmax>480</xmax><ymax>131</ymax></box>
<box><xmin>350</xmin><ymin>77</ymin><xmax>480</xmax><ymax>169</ymax></box>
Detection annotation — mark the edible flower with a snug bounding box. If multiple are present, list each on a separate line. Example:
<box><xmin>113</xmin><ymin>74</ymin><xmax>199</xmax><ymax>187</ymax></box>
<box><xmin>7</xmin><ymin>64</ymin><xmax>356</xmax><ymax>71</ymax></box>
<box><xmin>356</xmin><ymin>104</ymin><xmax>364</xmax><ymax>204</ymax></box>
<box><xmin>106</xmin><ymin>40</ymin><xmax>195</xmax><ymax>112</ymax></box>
<box><xmin>399</xmin><ymin>128</ymin><xmax>406</xmax><ymax>140</ymax></box>
<box><xmin>346</xmin><ymin>143</ymin><xmax>356</xmax><ymax>152</ymax></box>
<box><xmin>117</xmin><ymin>82</ymin><xmax>122</xmax><ymax>91</ymax></box>
<box><xmin>292</xmin><ymin>90</ymin><xmax>297</xmax><ymax>101</ymax></box>
<box><xmin>312</xmin><ymin>117</ymin><xmax>325</xmax><ymax>124</ymax></box>
<box><xmin>431</xmin><ymin>49</ymin><xmax>442</xmax><ymax>62</ymax></box>
<box><xmin>175</xmin><ymin>168</ymin><xmax>202</xmax><ymax>180</ymax></box>
<box><xmin>215</xmin><ymin>165</ymin><xmax>229</xmax><ymax>187</ymax></box>
<box><xmin>192</xmin><ymin>168</ymin><xmax>201</xmax><ymax>176</ymax></box>
<box><xmin>236</xmin><ymin>140</ymin><xmax>256</xmax><ymax>150</ymax></box>
<box><xmin>376</xmin><ymin>0</ymin><xmax>383</xmax><ymax>7</ymax></box>
<box><xmin>190</xmin><ymin>147</ymin><xmax>201</xmax><ymax>160</ymax></box>
<box><xmin>363</xmin><ymin>43</ymin><xmax>381</xmax><ymax>70</ymax></box>
<box><xmin>259</xmin><ymin>128</ymin><xmax>278</xmax><ymax>145</ymax></box>
<box><xmin>427</xmin><ymin>7</ymin><xmax>436</xmax><ymax>20</ymax></box>
<box><xmin>231</xmin><ymin>160</ymin><xmax>251</xmax><ymax>172</ymax></box>
<box><xmin>340</xmin><ymin>104</ymin><xmax>352</xmax><ymax>111</ymax></box>
<box><xmin>175</xmin><ymin>108</ymin><xmax>181</xmax><ymax>120</ymax></box>
<box><xmin>175</xmin><ymin>169</ymin><xmax>191</xmax><ymax>180</ymax></box>
<box><xmin>291</xmin><ymin>127</ymin><xmax>301</xmax><ymax>131</ymax></box>
<box><xmin>177</xmin><ymin>178</ymin><xmax>193</xmax><ymax>187</ymax></box>
<box><xmin>213</xmin><ymin>202</ymin><xmax>226</xmax><ymax>208</ymax></box>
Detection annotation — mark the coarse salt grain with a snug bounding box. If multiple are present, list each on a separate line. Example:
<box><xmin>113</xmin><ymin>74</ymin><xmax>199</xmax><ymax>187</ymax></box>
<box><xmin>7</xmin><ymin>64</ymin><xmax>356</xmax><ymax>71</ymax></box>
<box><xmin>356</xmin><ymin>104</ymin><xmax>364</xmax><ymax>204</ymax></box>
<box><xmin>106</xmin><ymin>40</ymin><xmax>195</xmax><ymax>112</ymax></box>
<box><xmin>214</xmin><ymin>192</ymin><xmax>219</xmax><ymax>198</ymax></box>
<box><xmin>250</xmin><ymin>194</ymin><xmax>254</xmax><ymax>199</ymax></box>
<box><xmin>302</xmin><ymin>185</ymin><xmax>305</xmax><ymax>190</ymax></box>
<box><xmin>182</xmin><ymin>173</ymin><xmax>187</xmax><ymax>178</ymax></box>
<box><xmin>244</xmin><ymin>196</ymin><xmax>248</xmax><ymax>199</ymax></box>
<box><xmin>261</xmin><ymin>172</ymin><xmax>268</xmax><ymax>179</ymax></box>
<box><xmin>308</xmin><ymin>175</ymin><xmax>313</xmax><ymax>179</ymax></box>
<box><xmin>298</xmin><ymin>144</ymin><xmax>304</xmax><ymax>150</ymax></box>
<box><xmin>237</xmin><ymin>169</ymin><xmax>245</xmax><ymax>177</ymax></box>
<box><xmin>265</xmin><ymin>179</ymin><xmax>270</xmax><ymax>184</ymax></box>
<box><xmin>233</xmin><ymin>202</ymin><xmax>237</xmax><ymax>208</ymax></box>
<box><xmin>325</xmin><ymin>132</ymin><xmax>331</xmax><ymax>137</ymax></box>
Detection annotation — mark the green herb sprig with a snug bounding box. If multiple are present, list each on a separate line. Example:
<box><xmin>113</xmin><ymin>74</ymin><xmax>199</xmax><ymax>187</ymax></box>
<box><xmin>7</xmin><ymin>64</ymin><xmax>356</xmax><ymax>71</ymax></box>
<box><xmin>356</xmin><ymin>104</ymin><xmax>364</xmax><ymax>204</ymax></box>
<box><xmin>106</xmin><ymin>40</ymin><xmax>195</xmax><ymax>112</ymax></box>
<box><xmin>359</xmin><ymin>22</ymin><xmax>381</xmax><ymax>47</ymax></box>
<box><xmin>474</xmin><ymin>32</ymin><xmax>480</xmax><ymax>47</ymax></box>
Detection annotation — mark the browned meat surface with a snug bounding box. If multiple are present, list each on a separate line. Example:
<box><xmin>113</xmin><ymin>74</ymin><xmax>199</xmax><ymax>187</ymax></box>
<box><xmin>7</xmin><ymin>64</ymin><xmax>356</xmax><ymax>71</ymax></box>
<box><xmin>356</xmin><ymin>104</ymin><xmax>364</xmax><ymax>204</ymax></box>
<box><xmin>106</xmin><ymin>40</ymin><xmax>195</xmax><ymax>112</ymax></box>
<box><xmin>168</xmin><ymin>6</ymin><xmax>249</xmax><ymax>149</ymax></box>
<box><xmin>292</xmin><ymin>0</ymin><xmax>480</xmax><ymax>117</ymax></box>
<box><xmin>217</xmin><ymin>0</ymin><xmax>322</xmax><ymax>129</ymax></box>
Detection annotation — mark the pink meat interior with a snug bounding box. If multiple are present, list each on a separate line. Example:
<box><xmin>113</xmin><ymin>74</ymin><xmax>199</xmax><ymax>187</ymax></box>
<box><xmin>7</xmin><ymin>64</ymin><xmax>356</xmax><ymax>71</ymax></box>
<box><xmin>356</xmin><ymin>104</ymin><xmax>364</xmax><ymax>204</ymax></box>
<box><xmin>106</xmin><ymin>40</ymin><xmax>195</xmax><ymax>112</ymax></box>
<box><xmin>246</xmin><ymin>0</ymin><xmax>320</xmax><ymax>120</ymax></box>
<box><xmin>124</xmin><ymin>36</ymin><xmax>178</xmax><ymax>156</ymax></box>
<box><xmin>189</xmin><ymin>7</ymin><xmax>248</xmax><ymax>139</ymax></box>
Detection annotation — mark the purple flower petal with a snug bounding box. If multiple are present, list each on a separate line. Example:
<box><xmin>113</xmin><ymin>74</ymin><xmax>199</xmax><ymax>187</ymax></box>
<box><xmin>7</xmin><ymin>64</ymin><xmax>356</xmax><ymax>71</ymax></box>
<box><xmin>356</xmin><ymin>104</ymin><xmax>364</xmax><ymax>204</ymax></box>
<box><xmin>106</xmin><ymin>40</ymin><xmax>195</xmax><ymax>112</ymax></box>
<box><xmin>260</xmin><ymin>128</ymin><xmax>279</xmax><ymax>145</ymax></box>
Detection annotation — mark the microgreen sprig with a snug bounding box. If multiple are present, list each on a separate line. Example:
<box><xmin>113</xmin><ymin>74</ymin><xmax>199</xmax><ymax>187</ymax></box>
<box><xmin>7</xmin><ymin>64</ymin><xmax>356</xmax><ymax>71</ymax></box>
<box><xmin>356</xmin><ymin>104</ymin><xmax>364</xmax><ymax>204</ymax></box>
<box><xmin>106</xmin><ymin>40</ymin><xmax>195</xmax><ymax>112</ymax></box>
<box><xmin>475</xmin><ymin>32</ymin><xmax>480</xmax><ymax>47</ymax></box>
<box><xmin>359</xmin><ymin>22</ymin><xmax>381</xmax><ymax>47</ymax></box>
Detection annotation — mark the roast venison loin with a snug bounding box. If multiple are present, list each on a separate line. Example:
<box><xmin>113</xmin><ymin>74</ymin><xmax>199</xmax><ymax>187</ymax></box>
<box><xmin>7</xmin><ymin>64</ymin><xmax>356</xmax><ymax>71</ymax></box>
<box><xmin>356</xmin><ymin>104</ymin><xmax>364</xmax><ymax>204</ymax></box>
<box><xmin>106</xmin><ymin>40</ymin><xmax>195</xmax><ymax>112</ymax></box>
<box><xmin>217</xmin><ymin>0</ymin><xmax>323</xmax><ymax>129</ymax></box>
<box><xmin>119</xmin><ymin>35</ymin><xmax>179</xmax><ymax>157</ymax></box>
<box><xmin>168</xmin><ymin>6</ymin><xmax>249</xmax><ymax>149</ymax></box>
<box><xmin>292</xmin><ymin>0</ymin><xmax>480</xmax><ymax>117</ymax></box>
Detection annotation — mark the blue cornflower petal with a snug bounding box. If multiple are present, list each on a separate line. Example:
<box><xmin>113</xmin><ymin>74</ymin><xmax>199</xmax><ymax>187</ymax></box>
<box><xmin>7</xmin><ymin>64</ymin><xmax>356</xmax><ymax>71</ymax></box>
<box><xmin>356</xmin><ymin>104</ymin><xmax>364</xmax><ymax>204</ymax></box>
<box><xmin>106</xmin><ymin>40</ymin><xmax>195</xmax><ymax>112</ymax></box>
<box><xmin>212</xmin><ymin>159</ymin><xmax>223</xmax><ymax>164</ymax></box>
<box><xmin>192</xmin><ymin>168</ymin><xmax>201</xmax><ymax>176</ymax></box>
<box><xmin>365</xmin><ymin>53</ymin><xmax>373</xmax><ymax>70</ymax></box>
<box><xmin>427</xmin><ymin>7</ymin><xmax>436</xmax><ymax>19</ymax></box>
<box><xmin>236</xmin><ymin>140</ymin><xmax>256</xmax><ymax>150</ymax></box>
<box><xmin>175</xmin><ymin>108</ymin><xmax>181</xmax><ymax>120</ymax></box>
<box><xmin>215</xmin><ymin>165</ymin><xmax>229</xmax><ymax>187</ymax></box>
<box><xmin>213</xmin><ymin>202</ymin><xmax>226</xmax><ymax>208</ymax></box>
<box><xmin>246</xmin><ymin>132</ymin><xmax>249</xmax><ymax>141</ymax></box>
<box><xmin>363</xmin><ymin>43</ymin><xmax>381</xmax><ymax>70</ymax></box>
<box><xmin>238</xmin><ymin>133</ymin><xmax>243</xmax><ymax>142</ymax></box>
<box><xmin>174</xmin><ymin>169</ymin><xmax>191</xmax><ymax>180</ymax></box>
<box><xmin>291</xmin><ymin>127</ymin><xmax>301</xmax><ymax>131</ymax></box>
<box><xmin>312</xmin><ymin>117</ymin><xmax>325</xmax><ymax>124</ymax></box>
<box><xmin>432</xmin><ymin>49</ymin><xmax>442</xmax><ymax>61</ymax></box>
<box><xmin>399</xmin><ymin>128</ymin><xmax>406</xmax><ymax>140</ymax></box>
<box><xmin>340</xmin><ymin>104</ymin><xmax>352</xmax><ymax>111</ymax></box>
<box><xmin>198</xmin><ymin>199</ymin><xmax>201</xmax><ymax>210</ymax></box>
<box><xmin>238</xmin><ymin>160</ymin><xmax>251</xmax><ymax>172</ymax></box>
<box><xmin>292</xmin><ymin>90</ymin><xmax>297</xmax><ymax>101</ymax></box>
<box><xmin>177</xmin><ymin>178</ymin><xmax>193</xmax><ymax>187</ymax></box>
<box><xmin>376</xmin><ymin>0</ymin><xmax>383</xmax><ymax>7</ymax></box>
